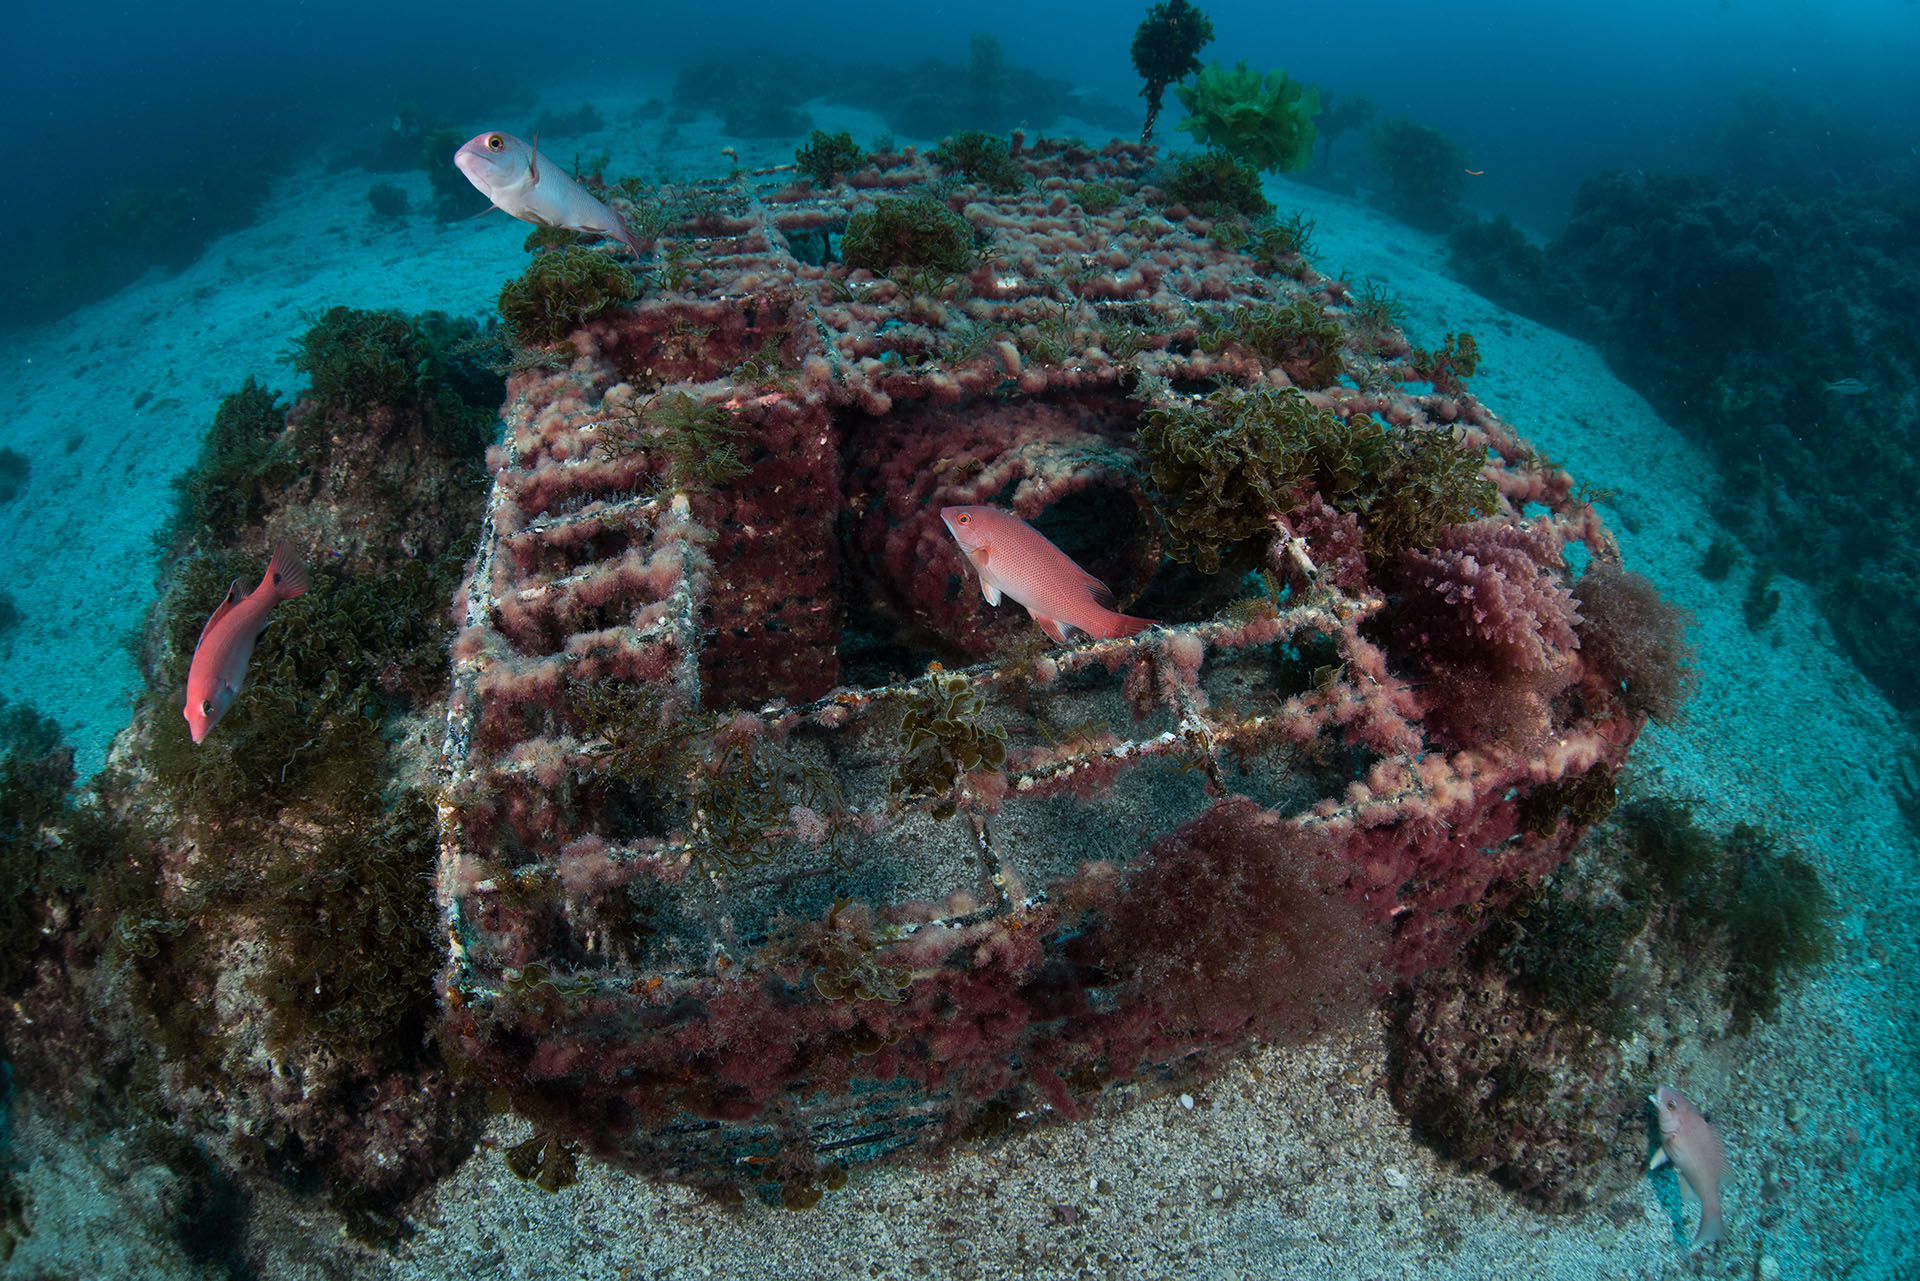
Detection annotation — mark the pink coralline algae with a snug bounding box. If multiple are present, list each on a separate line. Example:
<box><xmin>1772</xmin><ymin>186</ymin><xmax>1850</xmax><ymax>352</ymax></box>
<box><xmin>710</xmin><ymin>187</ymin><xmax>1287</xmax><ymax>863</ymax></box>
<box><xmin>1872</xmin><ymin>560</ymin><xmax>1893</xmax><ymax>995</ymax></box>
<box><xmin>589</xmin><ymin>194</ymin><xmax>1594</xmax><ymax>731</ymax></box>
<box><xmin>436</xmin><ymin>137</ymin><xmax>1668</xmax><ymax>1192</ymax></box>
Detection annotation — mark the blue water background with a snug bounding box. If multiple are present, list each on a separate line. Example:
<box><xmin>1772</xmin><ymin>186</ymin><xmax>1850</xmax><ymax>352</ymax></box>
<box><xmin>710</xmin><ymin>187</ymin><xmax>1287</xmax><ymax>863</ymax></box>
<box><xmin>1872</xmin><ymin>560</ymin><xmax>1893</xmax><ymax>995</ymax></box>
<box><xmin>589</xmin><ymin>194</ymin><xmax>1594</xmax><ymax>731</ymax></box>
<box><xmin>4</xmin><ymin>0</ymin><xmax>1916</xmax><ymax>283</ymax></box>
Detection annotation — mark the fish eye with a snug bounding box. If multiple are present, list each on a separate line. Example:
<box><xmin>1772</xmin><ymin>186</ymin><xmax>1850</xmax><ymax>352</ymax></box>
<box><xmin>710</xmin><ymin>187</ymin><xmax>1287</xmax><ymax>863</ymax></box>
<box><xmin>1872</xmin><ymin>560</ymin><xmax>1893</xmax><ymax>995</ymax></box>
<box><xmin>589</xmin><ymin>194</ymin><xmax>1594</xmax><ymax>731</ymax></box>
<box><xmin>956</xmin><ymin>513</ymin><xmax>970</xmax><ymax>525</ymax></box>
<box><xmin>487</xmin><ymin>134</ymin><xmax>504</xmax><ymax>151</ymax></box>
<box><xmin>200</xmin><ymin>699</ymin><xmax>214</xmax><ymax>716</ymax></box>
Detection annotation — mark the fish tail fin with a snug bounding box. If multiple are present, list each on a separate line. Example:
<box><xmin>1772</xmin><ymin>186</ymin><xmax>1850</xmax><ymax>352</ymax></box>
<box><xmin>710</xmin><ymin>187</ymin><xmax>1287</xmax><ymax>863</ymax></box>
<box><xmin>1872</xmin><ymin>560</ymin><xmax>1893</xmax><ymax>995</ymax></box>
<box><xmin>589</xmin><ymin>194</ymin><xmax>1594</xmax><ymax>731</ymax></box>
<box><xmin>612</xmin><ymin>207</ymin><xmax>644</xmax><ymax>258</ymax></box>
<box><xmin>266</xmin><ymin>543</ymin><xmax>311</xmax><ymax>600</ymax></box>
<box><xmin>1107</xmin><ymin>613</ymin><xmax>1155</xmax><ymax>638</ymax></box>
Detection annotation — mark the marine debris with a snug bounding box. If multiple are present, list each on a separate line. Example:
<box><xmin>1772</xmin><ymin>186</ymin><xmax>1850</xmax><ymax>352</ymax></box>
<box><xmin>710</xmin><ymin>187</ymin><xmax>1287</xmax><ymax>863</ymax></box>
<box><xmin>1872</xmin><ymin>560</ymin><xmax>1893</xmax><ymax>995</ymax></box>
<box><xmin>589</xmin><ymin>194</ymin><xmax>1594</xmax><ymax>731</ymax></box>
<box><xmin>434</xmin><ymin>132</ymin><xmax>1671</xmax><ymax>1193</ymax></box>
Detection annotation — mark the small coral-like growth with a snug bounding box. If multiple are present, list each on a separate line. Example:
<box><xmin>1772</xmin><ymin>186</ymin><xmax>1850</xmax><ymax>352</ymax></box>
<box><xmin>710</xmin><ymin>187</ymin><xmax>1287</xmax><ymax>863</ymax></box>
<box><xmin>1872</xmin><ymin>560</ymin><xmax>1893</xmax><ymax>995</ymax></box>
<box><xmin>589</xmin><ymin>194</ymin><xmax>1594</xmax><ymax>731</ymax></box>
<box><xmin>1408</xmin><ymin>331</ymin><xmax>1481</xmax><ymax>395</ymax></box>
<box><xmin>0</xmin><ymin>698</ymin><xmax>80</xmax><ymax>997</ymax></box>
<box><xmin>1387</xmin><ymin>523</ymin><xmax>1581</xmax><ymax>751</ymax></box>
<box><xmin>1487</xmin><ymin>863</ymin><xmax>1646</xmax><ymax>1038</ymax></box>
<box><xmin>598</xmin><ymin>390</ymin><xmax>750</xmax><ymax>491</ymax></box>
<box><xmin>930</xmin><ymin>131</ymin><xmax>1025</xmax><ymax>194</ymax></box>
<box><xmin>164</xmin><ymin>376</ymin><xmax>298</xmax><ymax>550</ymax></box>
<box><xmin>497</xmin><ymin>245</ymin><xmax>640</xmax><ymax>344</ymax></box>
<box><xmin>1620</xmin><ymin>799</ymin><xmax>1835</xmax><ymax>1031</ymax></box>
<box><xmin>1195</xmin><ymin>296</ymin><xmax>1346</xmax><ymax>388</ymax></box>
<box><xmin>1366</xmin><ymin>117</ymin><xmax>1471</xmax><ymax>232</ymax></box>
<box><xmin>1571</xmin><ymin>563</ymin><xmax>1697</xmax><ymax>722</ymax></box>
<box><xmin>1392</xmin><ymin>953</ymin><xmax>1630</xmax><ymax>1210</ymax></box>
<box><xmin>1077</xmin><ymin>798</ymin><xmax>1381</xmax><ymax>1053</ymax></box>
<box><xmin>1137</xmin><ymin>382</ymin><xmax>1496</xmax><ymax>572</ymax></box>
<box><xmin>1175</xmin><ymin>60</ymin><xmax>1320</xmax><ymax>174</ymax></box>
<box><xmin>504</xmin><ymin>1131</ymin><xmax>581</xmax><ymax>1193</ymax></box>
<box><xmin>840</xmin><ymin>194</ymin><xmax>979</xmax><ymax>273</ymax></box>
<box><xmin>1744</xmin><ymin>562</ymin><xmax>1782</xmax><ymax>629</ymax></box>
<box><xmin>1160</xmin><ymin>151</ymin><xmax>1271</xmax><ymax>220</ymax></box>
<box><xmin>1074</xmin><ymin>182</ymin><xmax>1122</xmax><ymax>214</ymax></box>
<box><xmin>289</xmin><ymin>305</ymin><xmax>496</xmax><ymax>457</ymax></box>
<box><xmin>1720</xmin><ymin>823</ymin><xmax>1836</xmax><ymax>1029</ymax></box>
<box><xmin>0</xmin><ymin>446</ymin><xmax>27</xmax><ymax>503</ymax></box>
<box><xmin>785</xmin><ymin>898</ymin><xmax>912</xmax><ymax>1004</ymax></box>
<box><xmin>1446</xmin><ymin>213</ymin><xmax>1553</xmax><ymax>313</ymax></box>
<box><xmin>571</xmin><ymin>680</ymin><xmax>851</xmax><ymax>871</ymax></box>
<box><xmin>367</xmin><ymin>181</ymin><xmax>409</xmax><ymax>219</ymax></box>
<box><xmin>889</xmin><ymin>667</ymin><xmax>1008</xmax><ymax>819</ymax></box>
<box><xmin>795</xmin><ymin>130</ymin><xmax>864</xmax><ymax>186</ymax></box>
<box><xmin>1131</xmin><ymin>0</ymin><xmax>1214</xmax><ymax>142</ymax></box>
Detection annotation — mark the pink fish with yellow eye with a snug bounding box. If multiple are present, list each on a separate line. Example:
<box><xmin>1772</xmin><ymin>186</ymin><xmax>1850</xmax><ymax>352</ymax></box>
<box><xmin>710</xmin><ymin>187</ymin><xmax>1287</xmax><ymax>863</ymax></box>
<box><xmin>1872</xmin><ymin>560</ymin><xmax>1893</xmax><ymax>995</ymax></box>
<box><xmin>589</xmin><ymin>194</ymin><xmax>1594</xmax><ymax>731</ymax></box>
<box><xmin>1649</xmin><ymin>1085</ymin><xmax>1728</xmax><ymax>1249</ymax></box>
<box><xmin>453</xmin><ymin>130</ymin><xmax>643</xmax><ymax>257</ymax></box>
<box><xmin>940</xmin><ymin>505</ymin><xmax>1154</xmax><ymax>644</ymax></box>
<box><xmin>184</xmin><ymin>543</ymin><xmax>310</xmax><ymax>744</ymax></box>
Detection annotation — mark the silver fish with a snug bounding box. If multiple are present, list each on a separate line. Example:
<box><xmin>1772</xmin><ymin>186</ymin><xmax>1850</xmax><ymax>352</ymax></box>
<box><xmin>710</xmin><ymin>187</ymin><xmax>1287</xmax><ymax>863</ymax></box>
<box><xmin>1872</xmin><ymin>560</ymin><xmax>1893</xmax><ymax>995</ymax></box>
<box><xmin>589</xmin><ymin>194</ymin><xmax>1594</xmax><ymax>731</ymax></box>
<box><xmin>1822</xmin><ymin>378</ymin><xmax>1870</xmax><ymax>396</ymax></box>
<box><xmin>454</xmin><ymin>131</ymin><xmax>642</xmax><ymax>257</ymax></box>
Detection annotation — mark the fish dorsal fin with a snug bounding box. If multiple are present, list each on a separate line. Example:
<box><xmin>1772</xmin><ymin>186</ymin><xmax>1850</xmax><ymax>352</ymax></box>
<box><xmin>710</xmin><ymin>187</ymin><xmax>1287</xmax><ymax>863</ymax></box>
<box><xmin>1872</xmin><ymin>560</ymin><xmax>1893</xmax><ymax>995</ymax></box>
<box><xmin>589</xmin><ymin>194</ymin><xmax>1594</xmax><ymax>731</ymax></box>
<box><xmin>195</xmin><ymin>578</ymin><xmax>248</xmax><ymax>650</ymax></box>
<box><xmin>1083</xmin><ymin>573</ymin><xmax>1118</xmax><ymax>610</ymax></box>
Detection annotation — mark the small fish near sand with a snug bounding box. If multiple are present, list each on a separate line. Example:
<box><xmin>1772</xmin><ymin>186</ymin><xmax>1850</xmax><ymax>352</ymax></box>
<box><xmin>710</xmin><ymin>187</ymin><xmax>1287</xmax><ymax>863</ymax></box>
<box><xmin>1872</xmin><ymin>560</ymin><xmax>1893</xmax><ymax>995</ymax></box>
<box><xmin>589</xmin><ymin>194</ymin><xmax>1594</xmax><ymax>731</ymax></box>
<box><xmin>1648</xmin><ymin>1084</ymin><xmax>1728</xmax><ymax>1249</ymax></box>
<box><xmin>453</xmin><ymin>130</ymin><xmax>643</xmax><ymax>257</ymax></box>
<box><xmin>940</xmin><ymin>505</ymin><xmax>1154</xmax><ymax>644</ymax></box>
<box><xmin>184</xmin><ymin>543</ymin><xmax>310</xmax><ymax>744</ymax></box>
<box><xmin>1821</xmin><ymin>377</ymin><xmax>1871</xmax><ymax>396</ymax></box>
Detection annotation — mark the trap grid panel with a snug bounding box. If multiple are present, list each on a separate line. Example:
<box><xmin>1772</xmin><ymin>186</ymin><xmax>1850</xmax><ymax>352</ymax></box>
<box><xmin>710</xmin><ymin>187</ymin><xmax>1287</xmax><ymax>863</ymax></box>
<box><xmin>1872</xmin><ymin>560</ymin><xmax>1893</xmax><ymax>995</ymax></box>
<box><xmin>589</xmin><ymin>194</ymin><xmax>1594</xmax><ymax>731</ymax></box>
<box><xmin>435</xmin><ymin>141</ymin><xmax>1642</xmax><ymax>1184</ymax></box>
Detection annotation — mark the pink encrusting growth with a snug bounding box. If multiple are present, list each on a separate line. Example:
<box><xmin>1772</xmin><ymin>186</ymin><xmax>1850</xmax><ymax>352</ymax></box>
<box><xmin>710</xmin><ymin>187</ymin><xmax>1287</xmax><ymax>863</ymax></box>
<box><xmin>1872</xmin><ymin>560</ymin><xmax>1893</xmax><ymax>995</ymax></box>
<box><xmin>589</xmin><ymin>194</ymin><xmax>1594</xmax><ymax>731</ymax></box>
<box><xmin>433</xmin><ymin>135</ymin><xmax>1674</xmax><ymax>1190</ymax></box>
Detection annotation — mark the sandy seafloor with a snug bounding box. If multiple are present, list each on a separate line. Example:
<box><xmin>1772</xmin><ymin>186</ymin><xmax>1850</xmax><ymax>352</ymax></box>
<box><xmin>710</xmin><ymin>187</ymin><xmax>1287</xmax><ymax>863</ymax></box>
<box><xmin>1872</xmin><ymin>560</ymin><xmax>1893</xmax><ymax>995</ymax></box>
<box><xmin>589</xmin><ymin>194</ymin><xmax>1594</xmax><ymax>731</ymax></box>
<box><xmin>1</xmin><ymin>75</ymin><xmax>1916</xmax><ymax>1280</ymax></box>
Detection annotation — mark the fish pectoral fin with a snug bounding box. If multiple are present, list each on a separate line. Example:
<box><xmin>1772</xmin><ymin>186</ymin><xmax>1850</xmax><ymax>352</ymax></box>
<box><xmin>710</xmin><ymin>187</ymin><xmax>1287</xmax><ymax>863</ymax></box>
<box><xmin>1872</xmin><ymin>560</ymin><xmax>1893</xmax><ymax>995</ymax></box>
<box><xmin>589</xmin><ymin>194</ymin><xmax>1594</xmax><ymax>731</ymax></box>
<box><xmin>195</xmin><ymin>579</ymin><xmax>248</xmax><ymax>650</ymax></box>
<box><xmin>1033</xmin><ymin>615</ymin><xmax>1079</xmax><ymax>644</ymax></box>
<box><xmin>963</xmin><ymin>549</ymin><xmax>1001</xmax><ymax>605</ymax></box>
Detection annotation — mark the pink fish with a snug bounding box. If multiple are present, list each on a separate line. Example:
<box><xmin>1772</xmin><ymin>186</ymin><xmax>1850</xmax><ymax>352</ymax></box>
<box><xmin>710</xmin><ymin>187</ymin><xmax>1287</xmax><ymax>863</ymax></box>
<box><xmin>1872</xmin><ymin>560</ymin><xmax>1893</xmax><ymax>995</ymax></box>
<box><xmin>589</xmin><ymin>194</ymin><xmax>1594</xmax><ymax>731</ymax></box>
<box><xmin>1649</xmin><ymin>1085</ymin><xmax>1728</xmax><ymax>1248</ymax></box>
<box><xmin>184</xmin><ymin>543</ymin><xmax>310</xmax><ymax>744</ymax></box>
<box><xmin>453</xmin><ymin>131</ymin><xmax>643</xmax><ymax>257</ymax></box>
<box><xmin>940</xmin><ymin>506</ymin><xmax>1154</xmax><ymax>644</ymax></box>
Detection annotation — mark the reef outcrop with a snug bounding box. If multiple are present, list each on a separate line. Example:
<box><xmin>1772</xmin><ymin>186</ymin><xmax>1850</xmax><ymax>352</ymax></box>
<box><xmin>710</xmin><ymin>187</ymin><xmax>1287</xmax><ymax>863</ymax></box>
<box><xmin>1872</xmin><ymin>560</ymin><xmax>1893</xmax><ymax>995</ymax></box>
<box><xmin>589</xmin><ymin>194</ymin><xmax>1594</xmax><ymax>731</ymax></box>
<box><xmin>435</xmin><ymin>136</ymin><xmax>1671</xmax><ymax>1194</ymax></box>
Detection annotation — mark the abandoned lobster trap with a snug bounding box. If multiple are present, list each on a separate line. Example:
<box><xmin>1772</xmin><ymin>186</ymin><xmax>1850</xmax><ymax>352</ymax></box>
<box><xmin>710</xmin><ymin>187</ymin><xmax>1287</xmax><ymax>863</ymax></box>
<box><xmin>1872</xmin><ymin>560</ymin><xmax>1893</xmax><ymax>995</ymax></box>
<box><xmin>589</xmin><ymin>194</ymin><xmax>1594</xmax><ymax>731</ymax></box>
<box><xmin>436</xmin><ymin>137</ymin><xmax>1644</xmax><ymax>1190</ymax></box>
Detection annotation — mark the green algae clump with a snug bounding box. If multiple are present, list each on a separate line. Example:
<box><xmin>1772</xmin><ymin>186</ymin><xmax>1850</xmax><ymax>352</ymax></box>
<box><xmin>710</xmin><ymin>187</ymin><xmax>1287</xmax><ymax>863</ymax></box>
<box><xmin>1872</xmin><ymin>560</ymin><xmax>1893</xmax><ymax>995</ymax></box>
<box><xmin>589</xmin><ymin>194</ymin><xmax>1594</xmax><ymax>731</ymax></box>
<box><xmin>498</xmin><ymin>245</ymin><xmax>640</xmax><ymax>344</ymax></box>
<box><xmin>795</xmin><ymin>130</ymin><xmax>864</xmax><ymax>186</ymax></box>
<box><xmin>1161</xmin><ymin>152</ymin><xmax>1271</xmax><ymax>220</ymax></box>
<box><xmin>1175</xmin><ymin>60</ymin><xmax>1320</xmax><ymax>174</ymax></box>
<box><xmin>841</xmin><ymin>194</ymin><xmax>978</xmax><ymax>274</ymax></box>
<box><xmin>930</xmin><ymin>131</ymin><xmax>1024</xmax><ymax>194</ymax></box>
<box><xmin>1137</xmin><ymin>382</ymin><xmax>1496</xmax><ymax>572</ymax></box>
<box><xmin>1130</xmin><ymin>0</ymin><xmax>1215</xmax><ymax>142</ymax></box>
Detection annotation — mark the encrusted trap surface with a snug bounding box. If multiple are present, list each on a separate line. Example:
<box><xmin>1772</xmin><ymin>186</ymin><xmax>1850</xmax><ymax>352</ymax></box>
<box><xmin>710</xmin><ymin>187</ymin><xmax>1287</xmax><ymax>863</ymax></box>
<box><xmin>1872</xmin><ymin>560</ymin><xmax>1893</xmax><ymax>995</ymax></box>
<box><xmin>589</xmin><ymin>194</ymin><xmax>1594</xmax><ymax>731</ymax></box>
<box><xmin>437</xmin><ymin>139</ymin><xmax>1645</xmax><ymax>1189</ymax></box>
